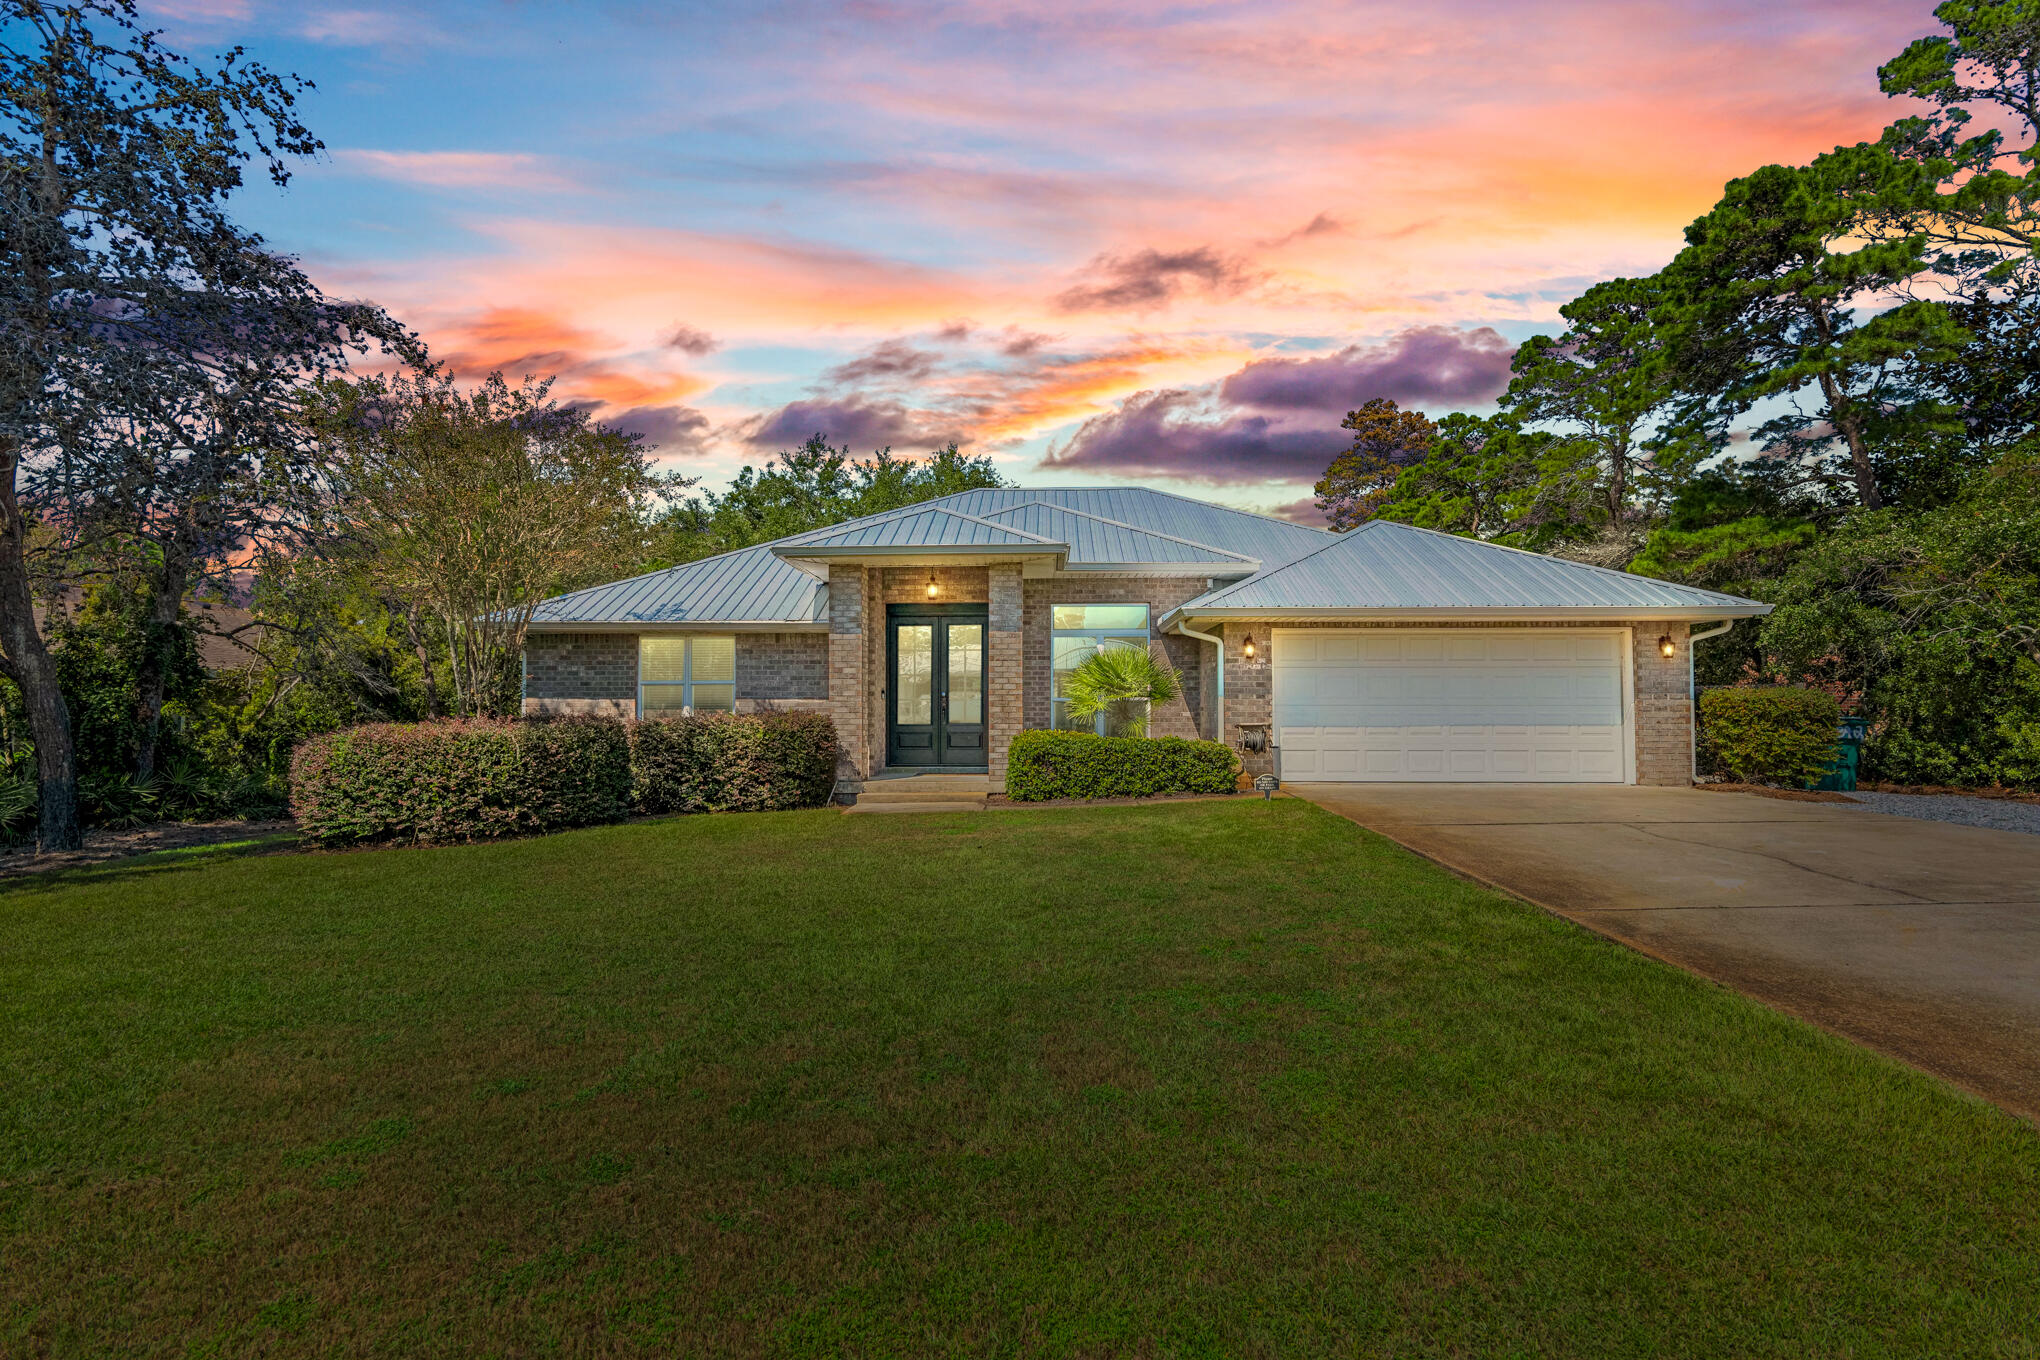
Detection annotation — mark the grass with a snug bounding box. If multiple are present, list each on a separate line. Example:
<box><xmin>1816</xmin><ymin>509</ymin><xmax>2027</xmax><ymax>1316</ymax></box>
<box><xmin>1</xmin><ymin>799</ymin><xmax>2035</xmax><ymax>1357</ymax></box>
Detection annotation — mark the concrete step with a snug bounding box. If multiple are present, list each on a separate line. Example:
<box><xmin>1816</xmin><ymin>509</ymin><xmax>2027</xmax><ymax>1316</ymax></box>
<box><xmin>842</xmin><ymin>799</ymin><xmax>986</xmax><ymax>815</ymax></box>
<box><xmin>858</xmin><ymin>789</ymin><xmax>995</xmax><ymax>804</ymax></box>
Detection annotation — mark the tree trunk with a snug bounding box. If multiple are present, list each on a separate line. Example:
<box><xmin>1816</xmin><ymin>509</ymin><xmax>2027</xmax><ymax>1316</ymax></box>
<box><xmin>400</xmin><ymin>603</ymin><xmax>443</xmax><ymax>719</ymax></box>
<box><xmin>1822</xmin><ymin>375</ymin><xmax>1882</xmax><ymax>510</ymax></box>
<box><xmin>0</xmin><ymin>440</ymin><xmax>82</xmax><ymax>851</ymax></box>
<box><xmin>131</xmin><ymin>544</ymin><xmax>192</xmax><ymax>779</ymax></box>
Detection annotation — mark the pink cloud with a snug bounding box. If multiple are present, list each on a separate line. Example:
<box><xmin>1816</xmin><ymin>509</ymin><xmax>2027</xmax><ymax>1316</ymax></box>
<box><xmin>331</xmin><ymin>150</ymin><xmax>578</xmax><ymax>194</ymax></box>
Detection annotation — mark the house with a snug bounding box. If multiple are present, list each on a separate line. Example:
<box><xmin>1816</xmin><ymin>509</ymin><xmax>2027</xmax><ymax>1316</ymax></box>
<box><xmin>522</xmin><ymin>487</ymin><xmax>1769</xmax><ymax>792</ymax></box>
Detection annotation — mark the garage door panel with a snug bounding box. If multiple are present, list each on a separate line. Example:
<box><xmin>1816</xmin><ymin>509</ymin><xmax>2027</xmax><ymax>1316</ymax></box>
<box><xmin>1272</xmin><ymin>629</ymin><xmax>1628</xmax><ymax>784</ymax></box>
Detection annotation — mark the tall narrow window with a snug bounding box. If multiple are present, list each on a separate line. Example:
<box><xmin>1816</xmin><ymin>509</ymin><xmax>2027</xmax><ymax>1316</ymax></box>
<box><xmin>639</xmin><ymin>635</ymin><xmax>737</xmax><ymax>717</ymax></box>
<box><xmin>1049</xmin><ymin>604</ymin><xmax>1151</xmax><ymax>736</ymax></box>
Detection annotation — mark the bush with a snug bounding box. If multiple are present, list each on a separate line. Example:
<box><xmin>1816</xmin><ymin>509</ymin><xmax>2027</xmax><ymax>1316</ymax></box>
<box><xmin>1006</xmin><ymin>729</ymin><xmax>1239</xmax><ymax>801</ymax></box>
<box><xmin>291</xmin><ymin>711</ymin><xmax>835</xmax><ymax>846</ymax></box>
<box><xmin>631</xmin><ymin>710</ymin><xmax>837</xmax><ymax>815</ymax></box>
<box><xmin>1699</xmin><ymin>687</ymin><xmax>1841</xmax><ymax>787</ymax></box>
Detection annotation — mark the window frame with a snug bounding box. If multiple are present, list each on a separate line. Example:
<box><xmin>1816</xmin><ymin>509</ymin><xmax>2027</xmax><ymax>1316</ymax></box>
<box><xmin>637</xmin><ymin>634</ymin><xmax>736</xmax><ymax>717</ymax></box>
<box><xmin>1049</xmin><ymin>604</ymin><xmax>1152</xmax><ymax>737</ymax></box>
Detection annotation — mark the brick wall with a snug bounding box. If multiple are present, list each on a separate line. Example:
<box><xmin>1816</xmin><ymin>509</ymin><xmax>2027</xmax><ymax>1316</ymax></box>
<box><xmin>1217</xmin><ymin>619</ymin><xmax>1699</xmax><ymax>785</ymax></box>
<box><xmin>1020</xmin><ymin>576</ymin><xmax>1216</xmax><ymax>739</ymax></box>
<box><xmin>736</xmin><ymin>632</ymin><xmax>828</xmax><ymax>700</ymax></box>
<box><xmin>522</xmin><ymin>632</ymin><xmax>636</xmax><ymax>717</ymax></box>
<box><xmin>827</xmin><ymin>565</ymin><xmax>869</xmax><ymax>782</ymax></box>
<box><xmin>988</xmin><ymin>564</ymin><xmax>1023</xmax><ymax>784</ymax></box>
<box><xmin>880</xmin><ymin>565</ymin><xmax>990</xmax><ymax>604</ymax></box>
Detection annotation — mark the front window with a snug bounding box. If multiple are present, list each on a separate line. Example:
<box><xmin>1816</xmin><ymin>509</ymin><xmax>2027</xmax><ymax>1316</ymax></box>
<box><xmin>639</xmin><ymin>635</ymin><xmax>735</xmax><ymax>716</ymax></box>
<box><xmin>1050</xmin><ymin>604</ymin><xmax>1150</xmax><ymax>736</ymax></box>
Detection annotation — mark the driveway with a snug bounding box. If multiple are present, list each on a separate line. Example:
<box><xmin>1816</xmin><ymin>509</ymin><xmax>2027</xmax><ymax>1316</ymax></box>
<box><xmin>1292</xmin><ymin>783</ymin><xmax>2040</xmax><ymax>1122</ymax></box>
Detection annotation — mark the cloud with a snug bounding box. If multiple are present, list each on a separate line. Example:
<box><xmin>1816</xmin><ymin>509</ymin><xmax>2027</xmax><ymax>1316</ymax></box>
<box><xmin>661</xmin><ymin>324</ymin><xmax>719</xmax><ymax>356</ymax></box>
<box><xmin>1055</xmin><ymin>246</ymin><xmax>1256</xmax><ymax>312</ymax></box>
<box><xmin>1265</xmin><ymin>496</ymin><xmax>1331</xmax><ymax>526</ymax></box>
<box><xmin>1258</xmin><ymin>212</ymin><xmax>1345</xmax><ymax>248</ymax></box>
<box><xmin>1220</xmin><ymin>326</ymin><xmax>1515</xmax><ymax>415</ymax></box>
<box><xmin>1042</xmin><ymin>389</ymin><xmax>1342</xmax><ymax>484</ymax></box>
<box><xmin>608</xmin><ymin>404</ymin><xmax>713</xmax><ymax>455</ymax></box>
<box><xmin>823</xmin><ymin>339</ymin><xmax>943</xmax><ymax>386</ymax></box>
<box><xmin>299</xmin><ymin>8</ymin><xmax>443</xmax><ymax>47</ymax></box>
<box><xmin>743</xmin><ymin>397</ymin><xmax>961</xmax><ymax>452</ymax></box>
<box><xmin>331</xmin><ymin>149</ymin><xmax>577</xmax><ymax>193</ymax></box>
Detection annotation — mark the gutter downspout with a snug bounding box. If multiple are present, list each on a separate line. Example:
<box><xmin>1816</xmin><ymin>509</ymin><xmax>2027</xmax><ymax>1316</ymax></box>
<box><xmin>1173</xmin><ymin>618</ymin><xmax>1224</xmax><ymax>743</ymax></box>
<box><xmin>1687</xmin><ymin>619</ymin><xmax>1735</xmax><ymax>782</ymax></box>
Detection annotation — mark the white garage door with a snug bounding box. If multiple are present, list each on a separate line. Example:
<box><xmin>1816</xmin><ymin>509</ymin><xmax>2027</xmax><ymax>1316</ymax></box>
<box><xmin>1273</xmin><ymin>630</ymin><xmax>1629</xmax><ymax>783</ymax></box>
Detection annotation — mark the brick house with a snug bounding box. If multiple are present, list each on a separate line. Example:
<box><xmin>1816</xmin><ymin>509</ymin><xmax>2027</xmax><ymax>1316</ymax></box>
<box><xmin>522</xmin><ymin>488</ymin><xmax>1769</xmax><ymax>794</ymax></box>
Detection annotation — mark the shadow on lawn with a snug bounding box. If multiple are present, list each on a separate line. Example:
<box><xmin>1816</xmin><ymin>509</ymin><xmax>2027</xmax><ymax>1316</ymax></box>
<box><xmin>0</xmin><ymin>834</ymin><xmax>301</xmax><ymax>895</ymax></box>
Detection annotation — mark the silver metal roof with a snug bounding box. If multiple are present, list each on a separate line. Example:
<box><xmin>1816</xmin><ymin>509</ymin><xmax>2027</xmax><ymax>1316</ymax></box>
<box><xmin>775</xmin><ymin>506</ymin><xmax>1059</xmax><ymax>555</ymax></box>
<box><xmin>530</xmin><ymin>543</ymin><xmax>828</xmax><ymax>628</ymax></box>
<box><xmin>976</xmin><ymin>500</ymin><xmax>1257</xmax><ymax>567</ymax></box>
<box><xmin>1169</xmin><ymin>519</ymin><xmax>1770</xmax><ymax>618</ymax></box>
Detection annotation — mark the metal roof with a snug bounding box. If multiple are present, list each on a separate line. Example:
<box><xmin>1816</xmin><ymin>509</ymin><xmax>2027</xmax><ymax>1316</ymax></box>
<box><xmin>773</xmin><ymin>505</ymin><xmax>1060</xmax><ymax>555</ymax></box>
<box><xmin>1169</xmin><ymin>519</ymin><xmax>1770</xmax><ymax>618</ymax></box>
<box><xmin>530</xmin><ymin>543</ymin><xmax>828</xmax><ymax>628</ymax></box>
<box><xmin>976</xmin><ymin>500</ymin><xmax>1257</xmax><ymax>567</ymax></box>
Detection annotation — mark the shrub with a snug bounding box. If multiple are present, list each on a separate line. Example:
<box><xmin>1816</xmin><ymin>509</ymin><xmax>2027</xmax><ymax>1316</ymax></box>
<box><xmin>1006</xmin><ymin>729</ymin><xmax>1239</xmax><ymax>801</ymax></box>
<box><xmin>291</xmin><ymin>711</ymin><xmax>835</xmax><ymax>845</ymax></box>
<box><xmin>631</xmin><ymin>710</ymin><xmax>836</xmax><ymax>815</ymax></box>
<box><xmin>1699</xmin><ymin>686</ymin><xmax>1841</xmax><ymax>787</ymax></box>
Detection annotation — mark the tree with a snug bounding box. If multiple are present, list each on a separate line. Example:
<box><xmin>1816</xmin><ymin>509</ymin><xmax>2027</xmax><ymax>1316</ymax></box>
<box><xmin>1060</xmin><ymin>643</ymin><xmax>1180</xmax><ymax>739</ymax></box>
<box><xmin>1662</xmin><ymin>160</ymin><xmax>1969</xmax><ymax>510</ymax></box>
<box><xmin>652</xmin><ymin>436</ymin><xmax>1006</xmax><ymax>566</ymax></box>
<box><xmin>1375</xmin><ymin>413</ymin><xmax>1545</xmax><ymax>540</ymax></box>
<box><xmin>1313</xmin><ymin>398</ymin><xmax>1438</xmax><ymax>531</ymax></box>
<box><xmin>318</xmin><ymin>371</ymin><xmax>678</xmax><ymax>718</ymax></box>
<box><xmin>1502</xmin><ymin>276</ymin><xmax>1715</xmax><ymax>539</ymax></box>
<box><xmin>1</xmin><ymin>0</ymin><xmax>351</xmax><ymax>846</ymax></box>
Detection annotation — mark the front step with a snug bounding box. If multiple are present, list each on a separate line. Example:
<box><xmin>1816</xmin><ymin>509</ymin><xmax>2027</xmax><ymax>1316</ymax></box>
<box><xmin>842</xmin><ymin>771</ymin><xmax>994</xmax><ymax>813</ymax></box>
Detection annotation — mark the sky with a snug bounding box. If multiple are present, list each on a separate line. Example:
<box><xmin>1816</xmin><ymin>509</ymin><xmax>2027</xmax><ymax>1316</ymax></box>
<box><xmin>145</xmin><ymin>0</ymin><xmax>1937</xmax><ymax>522</ymax></box>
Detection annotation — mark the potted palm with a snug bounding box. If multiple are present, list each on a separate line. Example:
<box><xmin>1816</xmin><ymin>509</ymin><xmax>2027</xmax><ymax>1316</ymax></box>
<box><xmin>1063</xmin><ymin>644</ymin><xmax>1181</xmax><ymax>738</ymax></box>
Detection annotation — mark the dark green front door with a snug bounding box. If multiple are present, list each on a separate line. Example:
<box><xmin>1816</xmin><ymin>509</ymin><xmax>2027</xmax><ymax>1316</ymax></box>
<box><xmin>887</xmin><ymin>605</ymin><xmax>987</xmax><ymax>767</ymax></box>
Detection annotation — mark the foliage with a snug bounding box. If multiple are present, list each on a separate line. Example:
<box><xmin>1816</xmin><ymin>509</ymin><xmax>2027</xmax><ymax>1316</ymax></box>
<box><xmin>652</xmin><ymin>437</ymin><xmax>1007</xmax><ymax>566</ymax></box>
<box><xmin>1376</xmin><ymin>413</ymin><xmax>1544</xmax><ymax>540</ymax></box>
<box><xmin>1059</xmin><ymin>644</ymin><xmax>1181</xmax><ymax>738</ymax></box>
<box><xmin>1698</xmin><ymin>687</ymin><xmax>1842</xmax><ymax>786</ymax></box>
<box><xmin>315</xmin><ymin>371</ymin><xmax>678</xmax><ymax>718</ymax></box>
<box><xmin>1313</xmin><ymin>399</ymin><xmax>1438</xmax><ymax>530</ymax></box>
<box><xmin>630</xmin><ymin>710</ymin><xmax>837</xmax><ymax>815</ymax></box>
<box><xmin>291</xmin><ymin>712</ymin><xmax>837</xmax><ymax>845</ymax></box>
<box><xmin>1005</xmin><ymin>728</ymin><xmax>1238</xmax><ymax>801</ymax></box>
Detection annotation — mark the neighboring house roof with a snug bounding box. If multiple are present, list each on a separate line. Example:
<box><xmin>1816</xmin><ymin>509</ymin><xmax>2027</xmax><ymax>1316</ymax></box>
<box><xmin>528</xmin><ymin>486</ymin><xmax>1767</xmax><ymax>630</ymax></box>
<box><xmin>1165</xmin><ymin>519</ymin><xmax>1770</xmax><ymax>620</ymax></box>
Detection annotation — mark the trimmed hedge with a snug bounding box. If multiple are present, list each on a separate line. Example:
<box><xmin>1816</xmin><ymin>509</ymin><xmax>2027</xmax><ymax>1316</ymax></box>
<box><xmin>1699</xmin><ymin>686</ymin><xmax>1841</xmax><ymax>787</ymax></box>
<box><xmin>292</xmin><ymin>711</ymin><xmax>836</xmax><ymax>846</ymax></box>
<box><xmin>1006</xmin><ymin>729</ymin><xmax>1239</xmax><ymax>801</ymax></box>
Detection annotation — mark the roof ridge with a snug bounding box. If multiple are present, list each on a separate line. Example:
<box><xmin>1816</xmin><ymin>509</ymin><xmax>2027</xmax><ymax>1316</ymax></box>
<box><xmin>783</xmin><ymin>503</ymin><xmax>1064</xmax><ymax>550</ymax></box>
<box><xmin>1189</xmin><ymin>519</ymin><xmax>1385</xmax><ymax>607</ymax></box>
<box><xmin>978</xmin><ymin>499</ymin><xmax>1258</xmax><ymax>563</ymax></box>
<box><xmin>1129</xmin><ymin>484</ymin><xmax>1332</xmax><ymax>536</ymax></box>
<box><xmin>539</xmin><ymin>537</ymin><xmax>779</xmax><ymax>606</ymax></box>
<box><xmin>1377</xmin><ymin>520</ymin><xmax>1753</xmax><ymax>605</ymax></box>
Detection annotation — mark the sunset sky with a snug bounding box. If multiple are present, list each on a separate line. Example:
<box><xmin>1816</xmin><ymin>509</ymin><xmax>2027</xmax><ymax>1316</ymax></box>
<box><xmin>151</xmin><ymin>0</ymin><xmax>1935</xmax><ymax>521</ymax></box>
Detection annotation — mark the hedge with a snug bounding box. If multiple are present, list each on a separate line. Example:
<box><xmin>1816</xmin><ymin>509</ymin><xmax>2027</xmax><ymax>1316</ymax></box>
<box><xmin>291</xmin><ymin>711</ymin><xmax>836</xmax><ymax>846</ymax></box>
<box><xmin>1006</xmin><ymin>729</ymin><xmax>1239</xmax><ymax>801</ymax></box>
<box><xmin>1699</xmin><ymin>686</ymin><xmax>1841</xmax><ymax>787</ymax></box>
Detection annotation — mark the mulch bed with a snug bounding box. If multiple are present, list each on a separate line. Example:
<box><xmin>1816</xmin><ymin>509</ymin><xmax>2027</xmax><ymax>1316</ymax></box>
<box><xmin>986</xmin><ymin>792</ymin><xmax>1255</xmax><ymax>809</ymax></box>
<box><xmin>0</xmin><ymin>819</ymin><xmax>296</xmax><ymax>879</ymax></box>
<box><xmin>1693</xmin><ymin>782</ymin><xmax>1857</xmax><ymax>804</ymax></box>
<box><xmin>1857</xmin><ymin>782</ymin><xmax>2040</xmax><ymax>804</ymax></box>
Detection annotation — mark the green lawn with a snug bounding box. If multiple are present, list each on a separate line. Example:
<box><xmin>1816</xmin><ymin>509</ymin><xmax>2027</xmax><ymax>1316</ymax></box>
<box><xmin>2</xmin><ymin>802</ymin><xmax>2034</xmax><ymax>1357</ymax></box>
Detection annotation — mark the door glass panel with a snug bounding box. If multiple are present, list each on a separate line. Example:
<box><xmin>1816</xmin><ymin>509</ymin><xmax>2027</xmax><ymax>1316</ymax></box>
<box><xmin>691</xmin><ymin>636</ymin><xmax>735</xmax><ymax>683</ymax></box>
<box><xmin>946</xmin><ymin>623</ymin><xmax>983</xmax><ymax>724</ymax></box>
<box><xmin>896</xmin><ymin>625</ymin><xmax>933</xmax><ymax>724</ymax></box>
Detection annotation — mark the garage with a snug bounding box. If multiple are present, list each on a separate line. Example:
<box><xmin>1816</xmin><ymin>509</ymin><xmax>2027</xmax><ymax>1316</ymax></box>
<box><xmin>1272</xmin><ymin>629</ymin><xmax>1630</xmax><ymax>782</ymax></box>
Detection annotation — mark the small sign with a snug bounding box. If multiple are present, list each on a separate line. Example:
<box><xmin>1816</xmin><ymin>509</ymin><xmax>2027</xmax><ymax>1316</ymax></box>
<box><xmin>1253</xmin><ymin>774</ymin><xmax>1280</xmax><ymax>799</ymax></box>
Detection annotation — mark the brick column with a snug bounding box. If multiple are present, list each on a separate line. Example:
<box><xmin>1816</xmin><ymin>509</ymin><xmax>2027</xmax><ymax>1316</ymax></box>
<box><xmin>1632</xmin><ymin>621</ymin><xmax>1692</xmax><ymax>786</ymax></box>
<box><xmin>987</xmin><ymin>563</ymin><xmax>1023</xmax><ymax>790</ymax></box>
<box><xmin>828</xmin><ymin>564</ymin><xmax>869</xmax><ymax>786</ymax></box>
<box><xmin>1223</xmin><ymin>622</ymin><xmax>1273</xmax><ymax>777</ymax></box>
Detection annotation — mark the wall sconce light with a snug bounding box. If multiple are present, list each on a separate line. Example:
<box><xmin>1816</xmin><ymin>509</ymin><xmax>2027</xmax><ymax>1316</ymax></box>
<box><xmin>1242</xmin><ymin>633</ymin><xmax>1256</xmax><ymax>660</ymax></box>
<box><xmin>1658</xmin><ymin>634</ymin><xmax>1676</xmax><ymax>659</ymax></box>
<box><xmin>925</xmin><ymin>573</ymin><xmax>939</xmax><ymax>599</ymax></box>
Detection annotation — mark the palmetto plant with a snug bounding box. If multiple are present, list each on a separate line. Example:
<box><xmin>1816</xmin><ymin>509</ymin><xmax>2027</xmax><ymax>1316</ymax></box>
<box><xmin>1063</xmin><ymin>644</ymin><xmax>1181</xmax><ymax>738</ymax></box>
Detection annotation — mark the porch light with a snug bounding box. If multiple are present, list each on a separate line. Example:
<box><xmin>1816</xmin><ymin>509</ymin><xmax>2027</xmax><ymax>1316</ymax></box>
<box><xmin>1242</xmin><ymin>633</ymin><xmax>1256</xmax><ymax>659</ymax></box>
<box><xmin>925</xmin><ymin>572</ymin><xmax>939</xmax><ymax>599</ymax></box>
<box><xmin>1658</xmin><ymin>634</ymin><xmax>1676</xmax><ymax>659</ymax></box>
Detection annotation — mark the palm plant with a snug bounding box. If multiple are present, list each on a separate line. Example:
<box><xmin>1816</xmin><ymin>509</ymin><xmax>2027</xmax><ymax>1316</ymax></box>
<box><xmin>1063</xmin><ymin>644</ymin><xmax>1181</xmax><ymax>738</ymax></box>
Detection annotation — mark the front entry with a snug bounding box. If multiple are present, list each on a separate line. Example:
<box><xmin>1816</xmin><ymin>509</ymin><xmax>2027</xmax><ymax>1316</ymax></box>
<box><xmin>887</xmin><ymin>605</ymin><xmax>988</xmax><ymax>767</ymax></box>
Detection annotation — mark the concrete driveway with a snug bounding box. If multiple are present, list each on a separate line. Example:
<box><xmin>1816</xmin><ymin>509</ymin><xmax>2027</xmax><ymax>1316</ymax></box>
<box><xmin>1292</xmin><ymin>783</ymin><xmax>2040</xmax><ymax>1121</ymax></box>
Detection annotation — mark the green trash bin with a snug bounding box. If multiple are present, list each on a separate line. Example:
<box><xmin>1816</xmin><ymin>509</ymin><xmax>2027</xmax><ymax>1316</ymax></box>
<box><xmin>1815</xmin><ymin>715</ymin><xmax>1867</xmax><ymax>791</ymax></box>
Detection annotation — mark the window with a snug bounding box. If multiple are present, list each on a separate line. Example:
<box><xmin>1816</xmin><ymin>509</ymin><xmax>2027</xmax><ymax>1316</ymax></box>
<box><xmin>639</xmin><ymin>635</ymin><xmax>735</xmax><ymax>716</ymax></box>
<box><xmin>1050</xmin><ymin>603</ymin><xmax>1150</xmax><ymax>736</ymax></box>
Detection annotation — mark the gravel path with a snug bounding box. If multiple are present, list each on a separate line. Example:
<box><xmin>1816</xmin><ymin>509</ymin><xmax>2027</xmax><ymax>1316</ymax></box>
<box><xmin>1843</xmin><ymin>790</ymin><xmax>2040</xmax><ymax>838</ymax></box>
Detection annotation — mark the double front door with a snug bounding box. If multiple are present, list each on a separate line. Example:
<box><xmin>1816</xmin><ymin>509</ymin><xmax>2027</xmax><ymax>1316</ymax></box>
<box><xmin>887</xmin><ymin>605</ymin><xmax>987</xmax><ymax>767</ymax></box>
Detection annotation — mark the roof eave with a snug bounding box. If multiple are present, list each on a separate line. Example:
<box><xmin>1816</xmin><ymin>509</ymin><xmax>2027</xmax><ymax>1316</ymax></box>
<box><xmin>527</xmin><ymin>618</ymin><xmax>829</xmax><ymax>633</ymax></box>
<box><xmin>770</xmin><ymin>543</ymin><xmax>1065</xmax><ymax>562</ymax></box>
<box><xmin>1162</xmin><ymin>603</ymin><xmax>1775</xmax><ymax>628</ymax></box>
